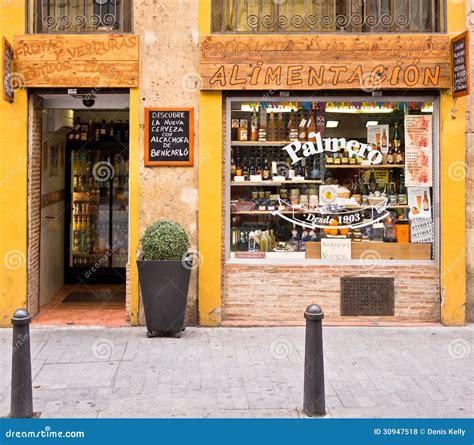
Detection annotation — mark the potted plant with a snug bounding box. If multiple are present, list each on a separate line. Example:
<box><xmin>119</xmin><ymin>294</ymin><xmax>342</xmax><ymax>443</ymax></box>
<box><xmin>137</xmin><ymin>220</ymin><xmax>192</xmax><ymax>338</ymax></box>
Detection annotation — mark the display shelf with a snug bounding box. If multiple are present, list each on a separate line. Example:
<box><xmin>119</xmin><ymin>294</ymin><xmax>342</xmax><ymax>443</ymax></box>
<box><xmin>231</xmin><ymin>180</ymin><xmax>322</xmax><ymax>186</ymax></box>
<box><xmin>231</xmin><ymin>140</ymin><xmax>292</xmax><ymax>146</ymax></box>
<box><xmin>327</xmin><ymin>164</ymin><xmax>405</xmax><ymax>169</ymax></box>
<box><xmin>231</xmin><ymin>205</ymin><xmax>408</xmax><ymax>215</ymax></box>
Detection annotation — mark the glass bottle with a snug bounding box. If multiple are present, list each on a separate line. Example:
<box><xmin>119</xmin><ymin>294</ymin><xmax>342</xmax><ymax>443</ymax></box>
<box><xmin>100</xmin><ymin>119</ymin><xmax>107</xmax><ymax>140</ymax></box>
<box><xmin>423</xmin><ymin>191</ymin><xmax>429</xmax><ymax>211</ymax></box>
<box><xmin>288</xmin><ymin>109</ymin><xmax>298</xmax><ymax>141</ymax></box>
<box><xmin>362</xmin><ymin>183</ymin><xmax>370</xmax><ymax>205</ymax></box>
<box><xmin>351</xmin><ymin>175</ymin><xmax>362</xmax><ymax>204</ymax></box>
<box><xmin>250</xmin><ymin>110</ymin><xmax>258</xmax><ymax>142</ymax></box>
<box><xmin>298</xmin><ymin>109</ymin><xmax>307</xmax><ymax>141</ymax></box>
<box><xmin>397</xmin><ymin>174</ymin><xmax>408</xmax><ymax>205</ymax></box>
<box><xmin>235</xmin><ymin>156</ymin><xmax>243</xmax><ymax>177</ymax></box>
<box><xmin>369</xmin><ymin>171</ymin><xmax>377</xmax><ymax>194</ymax></box>
<box><xmin>262</xmin><ymin>157</ymin><xmax>270</xmax><ymax>180</ymax></box>
<box><xmin>307</xmin><ymin>112</ymin><xmax>317</xmax><ymax>142</ymax></box>
<box><xmin>310</xmin><ymin>156</ymin><xmax>321</xmax><ymax>179</ymax></box>
<box><xmin>258</xmin><ymin>108</ymin><xmax>267</xmax><ymax>142</ymax></box>
<box><xmin>389</xmin><ymin>182</ymin><xmax>398</xmax><ymax>206</ymax></box>
<box><xmin>269</xmin><ymin>229</ymin><xmax>276</xmax><ymax>250</ymax></box>
<box><xmin>387</xmin><ymin>142</ymin><xmax>394</xmax><ymax>164</ymax></box>
<box><xmin>248</xmin><ymin>231</ymin><xmax>256</xmax><ymax>252</ymax></box>
<box><xmin>277</xmin><ymin>113</ymin><xmax>286</xmax><ymax>141</ymax></box>
<box><xmin>123</xmin><ymin>120</ymin><xmax>129</xmax><ymax>142</ymax></box>
<box><xmin>267</xmin><ymin>111</ymin><xmax>276</xmax><ymax>141</ymax></box>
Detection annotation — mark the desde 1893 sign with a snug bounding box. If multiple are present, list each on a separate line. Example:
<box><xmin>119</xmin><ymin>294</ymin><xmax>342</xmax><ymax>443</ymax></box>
<box><xmin>199</xmin><ymin>34</ymin><xmax>451</xmax><ymax>90</ymax></box>
<box><xmin>144</xmin><ymin>108</ymin><xmax>194</xmax><ymax>167</ymax></box>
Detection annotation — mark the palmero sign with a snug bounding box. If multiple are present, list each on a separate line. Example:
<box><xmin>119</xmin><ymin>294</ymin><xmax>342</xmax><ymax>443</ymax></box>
<box><xmin>199</xmin><ymin>34</ymin><xmax>451</xmax><ymax>90</ymax></box>
<box><xmin>12</xmin><ymin>34</ymin><xmax>139</xmax><ymax>87</ymax></box>
<box><xmin>283</xmin><ymin>133</ymin><xmax>383</xmax><ymax>165</ymax></box>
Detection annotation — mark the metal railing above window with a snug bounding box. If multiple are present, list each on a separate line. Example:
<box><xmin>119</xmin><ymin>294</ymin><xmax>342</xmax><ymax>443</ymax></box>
<box><xmin>27</xmin><ymin>0</ymin><xmax>133</xmax><ymax>33</ymax></box>
<box><xmin>211</xmin><ymin>0</ymin><xmax>446</xmax><ymax>33</ymax></box>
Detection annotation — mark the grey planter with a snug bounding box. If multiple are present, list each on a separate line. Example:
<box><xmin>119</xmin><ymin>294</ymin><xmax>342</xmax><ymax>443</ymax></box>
<box><xmin>137</xmin><ymin>259</ymin><xmax>191</xmax><ymax>338</ymax></box>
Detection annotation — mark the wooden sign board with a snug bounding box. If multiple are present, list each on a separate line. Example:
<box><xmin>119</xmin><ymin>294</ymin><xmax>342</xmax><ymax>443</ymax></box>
<box><xmin>199</xmin><ymin>34</ymin><xmax>451</xmax><ymax>90</ymax></box>
<box><xmin>2</xmin><ymin>37</ymin><xmax>14</xmax><ymax>103</ymax></box>
<box><xmin>451</xmin><ymin>31</ymin><xmax>470</xmax><ymax>98</ymax></box>
<box><xmin>12</xmin><ymin>34</ymin><xmax>139</xmax><ymax>87</ymax></box>
<box><xmin>144</xmin><ymin>108</ymin><xmax>194</xmax><ymax>167</ymax></box>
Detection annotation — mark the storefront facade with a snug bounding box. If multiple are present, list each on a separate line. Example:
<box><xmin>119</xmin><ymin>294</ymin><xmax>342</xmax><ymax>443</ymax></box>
<box><xmin>196</xmin><ymin>0</ymin><xmax>469</xmax><ymax>326</ymax></box>
<box><xmin>0</xmin><ymin>0</ymin><xmax>470</xmax><ymax>327</ymax></box>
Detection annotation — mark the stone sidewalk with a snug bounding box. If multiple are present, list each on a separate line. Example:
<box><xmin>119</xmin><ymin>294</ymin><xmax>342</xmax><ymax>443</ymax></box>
<box><xmin>0</xmin><ymin>325</ymin><xmax>472</xmax><ymax>418</ymax></box>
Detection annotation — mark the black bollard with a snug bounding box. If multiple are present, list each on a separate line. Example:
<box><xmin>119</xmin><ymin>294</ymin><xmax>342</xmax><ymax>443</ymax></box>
<box><xmin>303</xmin><ymin>304</ymin><xmax>326</xmax><ymax>417</ymax></box>
<box><xmin>9</xmin><ymin>308</ymin><xmax>33</xmax><ymax>418</ymax></box>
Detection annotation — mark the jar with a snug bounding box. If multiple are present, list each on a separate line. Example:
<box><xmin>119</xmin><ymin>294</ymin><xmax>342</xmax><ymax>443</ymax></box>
<box><xmin>280</xmin><ymin>188</ymin><xmax>289</xmax><ymax>200</ymax></box>
<box><xmin>258</xmin><ymin>191</ymin><xmax>265</xmax><ymax>199</ymax></box>
<box><xmin>290</xmin><ymin>195</ymin><xmax>300</xmax><ymax>206</ymax></box>
<box><xmin>251</xmin><ymin>191</ymin><xmax>258</xmax><ymax>200</ymax></box>
<box><xmin>300</xmin><ymin>195</ymin><xmax>309</xmax><ymax>208</ymax></box>
<box><xmin>309</xmin><ymin>194</ymin><xmax>319</xmax><ymax>209</ymax></box>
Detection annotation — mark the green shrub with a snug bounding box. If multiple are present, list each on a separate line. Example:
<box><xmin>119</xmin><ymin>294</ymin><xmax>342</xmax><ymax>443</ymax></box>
<box><xmin>141</xmin><ymin>220</ymin><xmax>190</xmax><ymax>260</ymax></box>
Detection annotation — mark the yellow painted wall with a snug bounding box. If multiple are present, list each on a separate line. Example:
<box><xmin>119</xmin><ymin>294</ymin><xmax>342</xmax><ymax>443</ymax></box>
<box><xmin>198</xmin><ymin>0</ymin><xmax>223</xmax><ymax>326</ymax></box>
<box><xmin>439</xmin><ymin>0</ymin><xmax>467</xmax><ymax>325</ymax></box>
<box><xmin>0</xmin><ymin>0</ymin><xmax>28</xmax><ymax>327</ymax></box>
<box><xmin>129</xmin><ymin>88</ymin><xmax>140</xmax><ymax>325</ymax></box>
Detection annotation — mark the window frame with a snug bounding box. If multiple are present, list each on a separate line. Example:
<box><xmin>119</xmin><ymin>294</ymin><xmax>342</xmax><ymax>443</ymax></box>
<box><xmin>224</xmin><ymin>94</ymin><xmax>440</xmax><ymax>266</ymax></box>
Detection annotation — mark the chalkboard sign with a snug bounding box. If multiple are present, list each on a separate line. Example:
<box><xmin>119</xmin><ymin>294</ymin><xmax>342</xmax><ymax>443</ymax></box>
<box><xmin>144</xmin><ymin>107</ymin><xmax>194</xmax><ymax>166</ymax></box>
<box><xmin>451</xmin><ymin>31</ymin><xmax>470</xmax><ymax>98</ymax></box>
<box><xmin>2</xmin><ymin>37</ymin><xmax>14</xmax><ymax>103</ymax></box>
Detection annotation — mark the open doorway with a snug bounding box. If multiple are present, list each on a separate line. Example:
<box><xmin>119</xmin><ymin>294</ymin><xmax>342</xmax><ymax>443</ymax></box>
<box><xmin>28</xmin><ymin>89</ymin><xmax>130</xmax><ymax>326</ymax></box>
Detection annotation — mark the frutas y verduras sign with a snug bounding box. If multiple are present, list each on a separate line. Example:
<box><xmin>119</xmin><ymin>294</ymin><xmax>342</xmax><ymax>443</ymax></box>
<box><xmin>199</xmin><ymin>35</ymin><xmax>451</xmax><ymax>90</ymax></box>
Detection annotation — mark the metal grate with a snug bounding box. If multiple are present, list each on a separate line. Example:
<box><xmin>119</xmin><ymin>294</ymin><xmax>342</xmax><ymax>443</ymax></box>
<box><xmin>211</xmin><ymin>0</ymin><xmax>446</xmax><ymax>33</ymax></box>
<box><xmin>341</xmin><ymin>277</ymin><xmax>394</xmax><ymax>316</ymax></box>
<box><xmin>27</xmin><ymin>0</ymin><xmax>133</xmax><ymax>33</ymax></box>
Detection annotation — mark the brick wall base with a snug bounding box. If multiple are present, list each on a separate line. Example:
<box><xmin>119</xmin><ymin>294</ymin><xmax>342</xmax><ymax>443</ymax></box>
<box><xmin>27</xmin><ymin>95</ymin><xmax>43</xmax><ymax>317</ymax></box>
<box><xmin>222</xmin><ymin>265</ymin><xmax>440</xmax><ymax>324</ymax></box>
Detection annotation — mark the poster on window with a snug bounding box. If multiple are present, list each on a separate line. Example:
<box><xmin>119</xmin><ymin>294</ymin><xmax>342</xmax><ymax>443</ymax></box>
<box><xmin>404</xmin><ymin>115</ymin><xmax>432</xmax><ymax>186</ymax></box>
<box><xmin>410</xmin><ymin>218</ymin><xmax>434</xmax><ymax>243</ymax></box>
<box><xmin>367</xmin><ymin>124</ymin><xmax>389</xmax><ymax>155</ymax></box>
<box><xmin>408</xmin><ymin>187</ymin><xmax>431</xmax><ymax>219</ymax></box>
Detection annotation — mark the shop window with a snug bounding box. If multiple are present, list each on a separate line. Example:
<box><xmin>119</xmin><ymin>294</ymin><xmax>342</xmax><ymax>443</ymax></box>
<box><xmin>28</xmin><ymin>0</ymin><xmax>133</xmax><ymax>33</ymax></box>
<box><xmin>211</xmin><ymin>0</ymin><xmax>446</xmax><ymax>33</ymax></box>
<box><xmin>227</xmin><ymin>96</ymin><xmax>438</xmax><ymax>263</ymax></box>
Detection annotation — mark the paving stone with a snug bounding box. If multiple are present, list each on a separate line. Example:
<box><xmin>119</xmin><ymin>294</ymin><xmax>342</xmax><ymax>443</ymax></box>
<box><xmin>0</xmin><ymin>325</ymin><xmax>472</xmax><ymax>418</ymax></box>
